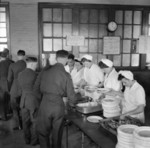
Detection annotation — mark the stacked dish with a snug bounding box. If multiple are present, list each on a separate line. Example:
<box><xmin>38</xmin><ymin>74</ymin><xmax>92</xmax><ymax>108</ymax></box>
<box><xmin>116</xmin><ymin>124</ymin><xmax>138</xmax><ymax>148</ymax></box>
<box><xmin>133</xmin><ymin>126</ymin><xmax>150</xmax><ymax>148</ymax></box>
<box><xmin>102</xmin><ymin>98</ymin><xmax>121</xmax><ymax>118</ymax></box>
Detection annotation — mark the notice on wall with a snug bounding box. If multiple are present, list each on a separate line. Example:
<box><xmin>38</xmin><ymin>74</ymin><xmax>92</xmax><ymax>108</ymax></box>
<box><xmin>139</xmin><ymin>35</ymin><xmax>150</xmax><ymax>54</ymax></box>
<box><xmin>103</xmin><ymin>36</ymin><xmax>120</xmax><ymax>54</ymax></box>
<box><xmin>67</xmin><ymin>35</ymin><xmax>85</xmax><ymax>46</ymax></box>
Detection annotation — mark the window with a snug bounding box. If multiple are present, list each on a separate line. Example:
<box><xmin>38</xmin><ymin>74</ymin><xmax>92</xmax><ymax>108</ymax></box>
<box><xmin>0</xmin><ymin>3</ymin><xmax>9</xmax><ymax>52</ymax></box>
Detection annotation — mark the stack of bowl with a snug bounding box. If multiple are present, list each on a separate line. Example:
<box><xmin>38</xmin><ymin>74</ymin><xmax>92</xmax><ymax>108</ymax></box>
<box><xmin>133</xmin><ymin>126</ymin><xmax>150</xmax><ymax>148</ymax></box>
<box><xmin>102</xmin><ymin>98</ymin><xmax>121</xmax><ymax>118</ymax></box>
<box><xmin>116</xmin><ymin>124</ymin><xmax>138</xmax><ymax>148</ymax></box>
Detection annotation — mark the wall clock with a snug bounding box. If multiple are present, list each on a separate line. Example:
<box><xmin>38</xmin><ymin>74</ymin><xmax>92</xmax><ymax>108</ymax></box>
<box><xmin>107</xmin><ymin>21</ymin><xmax>118</xmax><ymax>32</ymax></box>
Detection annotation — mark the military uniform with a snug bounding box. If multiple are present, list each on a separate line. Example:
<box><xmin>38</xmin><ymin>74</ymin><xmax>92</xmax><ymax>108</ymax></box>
<box><xmin>7</xmin><ymin>60</ymin><xmax>26</xmax><ymax>127</ymax></box>
<box><xmin>35</xmin><ymin>63</ymin><xmax>76</xmax><ymax>148</ymax></box>
<box><xmin>0</xmin><ymin>59</ymin><xmax>13</xmax><ymax>119</ymax></box>
<box><xmin>18</xmin><ymin>68</ymin><xmax>40</xmax><ymax>145</ymax></box>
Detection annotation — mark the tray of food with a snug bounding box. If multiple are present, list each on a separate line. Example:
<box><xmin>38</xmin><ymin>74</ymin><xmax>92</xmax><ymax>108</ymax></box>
<box><xmin>76</xmin><ymin>102</ymin><xmax>102</xmax><ymax>114</ymax></box>
<box><xmin>99</xmin><ymin>116</ymin><xmax>143</xmax><ymax>135</ymax></box>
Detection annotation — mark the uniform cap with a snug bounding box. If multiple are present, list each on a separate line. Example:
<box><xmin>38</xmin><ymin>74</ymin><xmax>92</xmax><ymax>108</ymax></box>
<box><xmin>81</xmin><ymin>54</ymin><xmax>93</xmax><ymax>61</ymax></box>
<box><xmin>119</xmin><ymin>70</ymin><xmax>134</xmax><ymax>80</ymax></box>
<box><xmin>101</xmin><ymin>59</ymin><xmax>113</xmax><ymax>67</ymax></box>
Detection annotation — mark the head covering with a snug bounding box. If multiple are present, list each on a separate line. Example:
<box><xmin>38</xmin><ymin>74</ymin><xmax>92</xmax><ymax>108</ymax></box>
<box><xmin>81</xmin><ymin>54</ymin><xmax>93</xmax><ymax>61</ymax></box>
<box><xmin>119</xmin><ymin>70</ymin><xmax>134</xmax><ymax>80</ymax></box>
<box><xmin>26</xmin><ymin>56</ymin><xmax>37</xmax><ymax>63</ymax></box>
<box><xmin>101</xmin><ymin>59</ymin><xmax>113</xmax><ymax>67</ymax></box>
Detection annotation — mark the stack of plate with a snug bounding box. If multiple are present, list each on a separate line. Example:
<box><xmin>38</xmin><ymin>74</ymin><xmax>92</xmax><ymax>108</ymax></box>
<box><xmin>116</xmin><ymin>124</ymin><xmax>138</xmax><ymax>148</ymax></box>
<box><xmin>133</xmin><ymin>126</ymin><xmax>150</xmax><ymax>148</ymax></box>
<box><xmin>102</xmin><ymin>98</ymin><xmax>121</xmax><ymax>118</ymax></box>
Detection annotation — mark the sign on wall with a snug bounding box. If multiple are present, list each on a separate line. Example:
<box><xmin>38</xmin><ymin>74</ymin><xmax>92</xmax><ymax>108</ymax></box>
<box><xmin>103</xmin><ymin>36</ymin><xmax>121</xmax><ymax>54</ymax></box>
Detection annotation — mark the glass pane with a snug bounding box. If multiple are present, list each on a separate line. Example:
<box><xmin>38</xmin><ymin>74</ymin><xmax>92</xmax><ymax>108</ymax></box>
<box><xmin>131</xmin><ymin>54</ymin><xmax>139</xmax><ymax>66</ymax></box>
<box><xmin>0</xmin><ymin>44</ymin><xmax>7</xmax><ymax>52</ymax></box>
<box><xmin>124</xmin><ymin>25</ymin><xmax>132</xmax><ymax>38</ymax></box>
<box><xmin>146</xmin><ymin>54</ymin><xmax>150</xmax><ymax>63</ymax></box>
<box><xmin>115</xmin><ymin>25</ymin><xmax>123</xmax><ymax>38</ymax></box>
<box><xmin>53</xmin><ymin>9</ymin><xmax>62</xmax><ymax>22</ymax></box>
<box><xmin>99</xmin><ymin>24</ymin><xmax>107</xmax><ymax>38</ymax></box>
<box><xmin>134</xmin><ymin>11</ymin><xmax>141</xmax><ymax>24</ymax></box>
<box><xmin>43</xmin><ymin>23</ymin><xmax>52</xmax><ymax>37</ymax></box>
<box><xmin>123</xmin><ymin>40</ymin><xmax>131</xmax><ymax>53</ymax></box>
<box><xmin>43</xmin><ymin>39</ymin><xmax>52</xmax><ymax>51</ymax></box>
<box><xmin>0</xmin><ymin>7</ymin><xmax>6</xmax><ymax>11</ymax></box>
<box><xmin>63</xmin><ymin>39</ymin><xmax>72</xmax><ymax>51</ymax></box>
<box><xmin>49</xmin><ymin>53</ymin><xmax>57</xmax><ymax>65</ymax></box>
<box><xmin>113</xmin><ymin>55</ymin><xmax>121</xmax><ymax>66</ymax></box>
<box><xmin>79</xmin><ymin>24</ymin><xmax>88</xmax><ymax>37</ymax></box>
<box><xmin>133</xmin><ymin>25</ymin><xmax>141</xmax><ymax>39</ymax></box>
<box><xmin>43</xmin><ymin>9</ymin><xmax>52</xmax><ymax>22</ymax></box>
<box><xmin>90</xmin><ymin>54</ymin><xmax>98</xmax><ymax>64</ymax></box>
<box><xmin>99</xmin><ymin>9</ymin><xmax>108</xmax><ymax>23</ymax></box>
<box><xmin>98</xmin><ymin>54</ymin><xmax>106</xmax><ymax>62</ymax></box>
<box><xmin>63</xmin><ymin>24</ymin><xmax>72</xmax><ymax>37</ymax></box>
<box><xmin>63</xmin><ymin>9</ymin><xmax>72</xmax><ymax>22</ymax></box>
<box><xmin>0</xmin><ymin>23</ymin><xmax>6</xmax><ymax>27</ymax></box>
<box><xmin>53</xmin><ymin>39</ymin><xmax>62</xmax><ymax>51</ymax></box>
<box><xmin>89</xmin><ymin>9</ymin><xmax>98</xmax><ymax>23</ymax></box>
<box><xmin>115</xmin><ymin>11</ymin><xmax>123</xmax><ymax>24</ymax></box>
<box><xmin>0</xmin><ymin>28</ymin><xmax>6</xmax><ymax>37</ymax></box>
<box><xmin>53</xmin><ymin>24</ymin><xmax>62</xmax><ymax>37</ymax></box>
<box><xmin>80</xmin><ymin>9</ymin><xmax>88</xmax><ymax>23</ymax></box>
<box><xmin>0</xmin><ymin>38</ymin><xmax>7</xmax><ymax>42</ymax></box>
<box><xmin>79</xmin><ymin>39</ymin><xmax>88</xmax><ymax>52</ymax></box>
<box><xmin>122</xmin><ymin>54</ymin><xmax>130</xmax><ymax>66</ymax></box>
<box><xmin>98</xmin><ymin>39</ymin><xmax>103</xmax><ymax>53</ymax></box>
<box><xmin>89</xmin><ymin>39</ymin><xmax>98</xmax><ymax>52</ymax></box>
<box><xmin>0</xmin><ymin>13</ymin><xmax>6</xmax><ymax>22</ymax></box>
<box><xmin>124</xmin><ymin>11</ymin><xmax>132</xmax><ymax>24</ymax></box>
<box><xmin>89</xmin><ymin>24</ymin><xmax>98</xmax><ymax>37</ymax></box>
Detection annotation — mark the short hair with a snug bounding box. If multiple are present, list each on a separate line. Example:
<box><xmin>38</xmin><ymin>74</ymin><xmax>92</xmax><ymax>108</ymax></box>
<box><xmin>68</xmin><ymin>54</ymin><xmax>75</xmax><ymax>60</ymax></box>
<box><xmin>118</xmin><ymin>74</ymin><xmax>126</xmax><ymax>81</ymax></box>
<box><xmin>75</xmin><ymin>59</ymin><xmax>82</xmax><ymax>65</ymax></box>
<box><xmin>98</xmin><ymin>61</ymin><xmax>109</xmax><ymax>69</ymax></box>
<box><xmin>0</xmin><ymin>51</ymin><xmax>7</xmax><ymax>58</ymax></box>
<box><xmin>81</xmin><ymin>58</ymin><xmax>91</xmax><ymax>63</ymax></box>
<box><xmin>56</xmin><ymin>50</ymin><xmax>69</xmax><ymax>58</ymax></box>
<box><xmin>3</xmin><ymin>48</ymin><xmax>9</xmax><ymax>54</ymax></box>
<box><xmin>17</xmin><ymin>50</ymin><xmax>25</xmax><ymax>56</ymax></box>
<box><xmin>26</xmin><ymin>56</ymin><xmax>37</xmax><ymax>63</ymax></box>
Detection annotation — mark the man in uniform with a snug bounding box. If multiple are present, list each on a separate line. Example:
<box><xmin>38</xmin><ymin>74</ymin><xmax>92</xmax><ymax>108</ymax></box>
<box><xmin>0</xmin><ymin>51</ymin><xmax>13</xmax><ymax>120</ymax></box>
<box><xmin>8</xmin><ymin>50</ymin><xmax>26</xmax><ymax>129</ymax></box>
<box><xmin>35</xmin><ymin>50</ymin><xmax>77</xmax><ymax>148</ymax></box>
<box><xmin>18</xmin><ymin>57</ymin><xmax>39</xmax><ymax>145</ymax></box>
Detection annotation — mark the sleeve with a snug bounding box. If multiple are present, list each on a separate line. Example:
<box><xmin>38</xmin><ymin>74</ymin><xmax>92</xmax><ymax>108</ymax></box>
<box><xmin>97</xmin><ymin>67</ymin><xmax>104</xmax><ymax>83</ymax></box>
<box><xmin>7</xmin><ymin>64</ymin><xmax>14</xmax><ymax>91</ymax></box>
<box><xmin>66</xmin><ymin>74</ymin><xmax>77</xmax><ymax>106</ymax></box>
<box><xmin>33</xmin><ymin>71</ymin><xmax>42</xmax><ymax>94</ymax></box>
<box><xmin>17</xmin><ymin>74</ymin><xmax>22</xmax><ymax>97</ymax></box>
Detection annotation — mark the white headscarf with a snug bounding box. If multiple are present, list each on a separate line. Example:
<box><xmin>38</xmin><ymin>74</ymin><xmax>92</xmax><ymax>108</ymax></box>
<box><xmin>119</xmin><ymin>70</ymin><xmax>134</xmax><ymax>80</ymax></box>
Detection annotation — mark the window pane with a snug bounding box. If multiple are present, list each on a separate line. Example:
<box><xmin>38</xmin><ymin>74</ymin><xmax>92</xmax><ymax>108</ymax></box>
<box><xmin>63</xmin><ymin>39</ymin><xmax>72</xmax><ymax>51</ymax></box>
<box><xmin>43</xmin><ymin>9</ymin><xmax>52</xmax><ymax>22</ymax></box>
<box><xmin>89</xmin><ymin>39</ymin><xmax>98</xmax><ymax>52</ymax></box>
<box><xmin>124</xmin><ymin>25</ymin><xmax>132</xmax><ymax>38</ymax></box>
<box><xmin>63</xmin><ymin>24</ymin><xmax>72</xmax><ymax>37</ymax></box>
<box><xmin>115</xmin><ymin>11</ymin><xmax>123</xmax><ymax>24</ymax></box>
<box><xmin>0</xmin><ymin>23</ymin><xmax>6</xmax><ymax>27</ymax></box>
<box><xmin>113</xmin><ymin>55</ymin><xmax>121</xmax><ymax>66</ymax></box>
<box><xmin>89</xmin><ymin>9</ymin><xmax>98</xmax><ymax>23</ymax></box>
<box><xmin>79</xmin><ymin>24</ymin><xmax>88</xmax><ymax>37</ymax></box>
<box><xmin>0</xmin><ymin>28</ymin><xmax>6</xmax><ymax>37</ymax></box>
<box><xmin>98</xmin><ymin>39</ymin><xmax>103</xmax><ymax>53</ymax></box>
<box><xmin>99</xmin><ymin>10</ymin><xmax>108</xmax><ymax>23</ymax></box>
<box><xmin>123</xmin><ymin>40</ymin><xmax>131</xmax><ymax>53</ymax></box>
<box><xmin>0</xmin><ymin>38</ymin><xmax>7</xmax><ymax>42</ymax></box>
<box><xmin>89</xmin><ymin>24</ymin><xmax>98</xmax><ymax>37</ymax></box>
<box><xmin>0</xmin><ymin>44</ymin><xmax>7</xmax><ymax>51</ymax></box>
<box><xmin>98</xmin><ymin>54</ymin><xmax>106</xmax><ymax>62</ymax></box>
<box><xmin>146</xmin><ymin>54</ymin><xmax>150</xmax><ymax>63</ymax></box>
<box><xmin>133</xmin><ymin>25</ymin><xmax>141</xmax><ymax>39</ymax></box>
<box><xmin>122</xmin><ymin>54</ymin><xmax>130</xmax><ymax>66</ymax></box>
<box><xmin>53</xmin><ymin>9</ymin><xmax>62</xmax><ymax>22</ymax></box>
<box><xmin>53</xmin><ymin>39</ymin><xmax>62</xmax><ymax>51</ymax></box>
<box><xmin>0</xmin><ymin>7</ymin><xmax>6</xmax><ymax>11</ymax></box>
<box><xmin>49</xmin><ymin>53</ymin><xmax>57</xmax><ymax>65</ymax></box>
<box><xmin>115</xmin><ymin>25</ymin><xmax>123</xmax><ymax>38</ymax></box>
<box><xmin>63</xmin><ymin>9</ymin><xmax>72</xmax><ymax>22</ymax></box>
<box><xmin>134</xmin><ymin>11</ymin><xmax>141</xmax><ymax>24</ymax></box>
<box><xmin>43</xmin><ymin>23</ymin><xmax>52</xmax><ymax>37</ymax></box>
<box><xmin>79</xmin><ymin>39</ymin><xmax>88</xmax><ymax>52</ymax></box>
<box><xmin>0</xmin><ymin>13</ymin><xmax>6</xmax><ymax>22</ymax></box>
<box><xmin>131</xmin><ymin>54</ymin><xmax>139</xmax><ymax>66</ymax></box>
<box><xmin>124</xmin><ymin>11</ymin><xmax>132</xmax><ymax>24</ymax></box>
<box><xmin>80</xmin><ymin>9</ymin><xmax>88</xmax><ymax>23</ymax></box>
<box><xmin>53</xmin><ymin>24</ymin><xmax>62</xmax><ymax>37</ymax></box>
<box><xmin>99</xmin><ymin>24</ymin><xmax>107</xmax><ymax>38</ymax></box>
<box><xmin>43</xmin><ymin>39</ymin><xmax>52</xmax><ymax>51</ymax></box>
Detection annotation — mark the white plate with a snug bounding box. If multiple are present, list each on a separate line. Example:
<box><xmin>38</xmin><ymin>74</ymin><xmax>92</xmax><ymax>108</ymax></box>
<box><xmin>87</xmin><ymin>116</ymin><xmax>103</xmax><ymax>123</ymax></box>
<box><xmin>97</xmin><ymin>88</ymin><xmax>110</xmax><ymax>93</ymax></box>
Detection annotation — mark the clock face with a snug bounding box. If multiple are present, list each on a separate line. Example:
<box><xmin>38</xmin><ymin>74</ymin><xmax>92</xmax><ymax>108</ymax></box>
<box><xmin>108</xmin><ymin>21</ymin><xmax>118</xmax><ymax>32</ymax></box>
